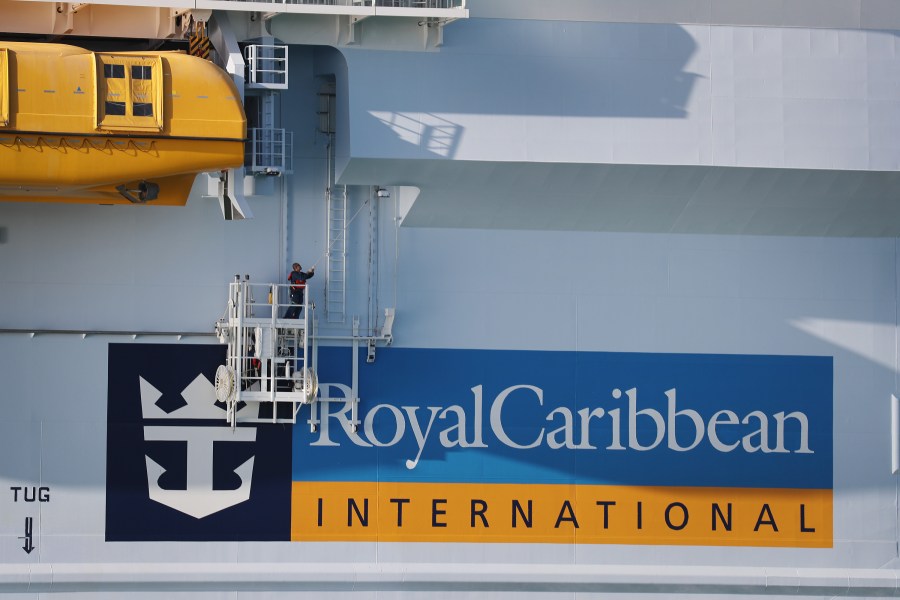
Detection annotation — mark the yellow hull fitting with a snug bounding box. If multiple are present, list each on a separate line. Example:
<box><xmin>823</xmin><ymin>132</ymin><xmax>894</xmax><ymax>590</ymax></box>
<box><xmin>0</xmin><ymin>135</ymin><xmax>243</xmax><ymax>205</ymax></box>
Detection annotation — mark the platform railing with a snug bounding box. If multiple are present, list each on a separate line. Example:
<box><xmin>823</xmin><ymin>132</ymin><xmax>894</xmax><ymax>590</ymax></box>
<box><xmin>373</xmin><ymin>0</ymin><xmax>464</xmax><ymax>6</ymax></box>
<box><xmin>0</xmin><ymin>0</ymin><xmax>468</xmax><ymax>42</ymax></box>
<box><xmin>230</xmin><ymin>281</ymin><xmax>308</xmax><ymax>322</ymax></box>
<box><xmin>245</xmin><ymin>128</ymin><xmax>293</xmax><ymax>176</ymax></box>
<box><xmin>245</xmin><ymin>45</ymin><xmax>288</xmax><ymax>89</ymax></box>
<box><xmin>238</xmin><ymin>0</ymin><xmax>466</xmax><ymax>7</ymax></box>
<box><xmin>219</xmin><ymin>280</ymin><xmax>314</xmax><ymax>424</ymax></box>
<box><xmin>197</xmin><ymin>0</ymin><xmax>466</xmax><ymax>9</ymax></box>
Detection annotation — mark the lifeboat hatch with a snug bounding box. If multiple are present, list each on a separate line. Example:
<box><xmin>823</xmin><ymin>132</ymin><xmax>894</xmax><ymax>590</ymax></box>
<box><xmin>95</xmin><ymin>54</ymin><xmax>164</xmax><ymax>132</ymax></box>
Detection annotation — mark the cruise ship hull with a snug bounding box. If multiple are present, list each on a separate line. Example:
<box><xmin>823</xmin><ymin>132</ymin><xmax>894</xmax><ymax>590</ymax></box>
<box><xmin>1</xmin><ymin>2</ymin><xmax>900</xmax><ymax>597</ymax></box>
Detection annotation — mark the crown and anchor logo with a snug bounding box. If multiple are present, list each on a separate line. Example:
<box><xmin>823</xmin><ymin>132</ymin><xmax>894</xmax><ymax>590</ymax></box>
<box><xmin>140</xmin><ymin>373</ymin><xmax>260</xmax><ymax>519</ymax></box>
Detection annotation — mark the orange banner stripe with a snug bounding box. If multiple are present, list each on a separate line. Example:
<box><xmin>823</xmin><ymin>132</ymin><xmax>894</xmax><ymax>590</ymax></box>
<box><xmin>291</xmin><ymin>481</ymin><xmax>832</xmax><ymax>547</ymax></box>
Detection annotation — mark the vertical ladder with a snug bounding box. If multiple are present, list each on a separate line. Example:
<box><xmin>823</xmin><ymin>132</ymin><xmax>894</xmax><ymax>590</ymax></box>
<box><xmin>258</xmin><ymin>92</ymin><xmax>279</xmax><ymax>171</ymax></box>
<box><xmin>319</xmin><ymin>82</ymin><xmax>346</xmax><ymax>323</ymax></box>
<box><xmin>367</xmin><ymin>187</ymin><xmax>379</xmax><ymax>336</ymax></box>
<box><xmin>273</xmin><ymin>324</ymin><xmax>305</xmax><ymax>422</ymax></box>
<box><xmin>326</xmin><ymin>181</ymin><xmax>347</xmax><ymax>323</ymax></box>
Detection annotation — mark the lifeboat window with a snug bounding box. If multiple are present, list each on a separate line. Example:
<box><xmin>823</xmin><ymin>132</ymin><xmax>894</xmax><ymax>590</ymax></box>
<box><xmin>130</xmin><ymin>65</ymin><xmax>154</xmax><ymax>118</ymax></box>
<box><xmin>105</xmin><ymin>101</ymin><xmax>126</xmax><ymax>116</ymax></box>
<box><xmin>96</xmin><ymin>55</ymin><xmax>163</xmax><ymax>131</ymax></box>
<box><xmin>104</xmin><ymin>64</ymin><xmax>125</xmax><ymax>79</ymax></box>
<box><xmin>133</xmin><ymin>102</ymin><xmax>153</xmax><ymax>117</ymax></box>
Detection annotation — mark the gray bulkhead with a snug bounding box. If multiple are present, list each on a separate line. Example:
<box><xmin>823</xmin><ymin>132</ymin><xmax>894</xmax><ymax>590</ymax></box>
<box><xmin>1</xmin><ymin>4</ymin><xmax>899</xmax><ymax>596</ymax></box>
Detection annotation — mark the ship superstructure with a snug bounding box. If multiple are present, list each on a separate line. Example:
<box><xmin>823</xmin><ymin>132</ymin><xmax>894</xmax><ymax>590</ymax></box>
<box><xmin>2</xmin><ymin>1</ymin><xmax>900</xmax><ymax>597</ymax></box>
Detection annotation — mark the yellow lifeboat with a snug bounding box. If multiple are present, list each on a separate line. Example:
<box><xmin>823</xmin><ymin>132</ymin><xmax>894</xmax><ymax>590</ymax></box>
<box><xmin>0</xmin><ymin>42</ymin><xmax>246</xmax><ymax>205</ymax></box>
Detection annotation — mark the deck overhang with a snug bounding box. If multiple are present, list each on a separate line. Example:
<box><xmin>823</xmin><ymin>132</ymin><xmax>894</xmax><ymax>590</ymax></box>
<box><xmin>340</xmin><ymin>158</ymin><xmax>900</xmax><ymax>237</ymax></box>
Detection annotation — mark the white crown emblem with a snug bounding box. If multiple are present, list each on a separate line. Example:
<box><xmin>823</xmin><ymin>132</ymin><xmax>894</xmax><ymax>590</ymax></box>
<box><xmin>140</xmin><ymin>374</ymin><xmax>258</xmax><ymax>420</ymax></box>
<box><xmin>138</xmin><ymin>372</ymin><xmax>259</xmax><ymax>519</ymax></box>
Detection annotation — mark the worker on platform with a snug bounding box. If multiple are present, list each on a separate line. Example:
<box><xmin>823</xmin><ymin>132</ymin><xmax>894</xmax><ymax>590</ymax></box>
<box><xmin>284</xmin><ymin>262</ymin><xmax>315</xmax><ymax>319</ymax></box>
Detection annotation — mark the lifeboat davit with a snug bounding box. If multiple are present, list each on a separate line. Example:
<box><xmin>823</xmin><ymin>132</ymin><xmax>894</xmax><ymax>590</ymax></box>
<box><xmin>0</xmin><ymin>42</ymin><xmax>246</xmax><ymax>206</ymax></box>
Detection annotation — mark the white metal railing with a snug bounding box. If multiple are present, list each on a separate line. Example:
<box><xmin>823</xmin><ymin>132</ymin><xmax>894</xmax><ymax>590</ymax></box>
<box><xmin>325</xmin><ymin>183</ymin><xmax>347</xmax><ymax>323</ymax></box>
<box><xmin>1</xmin><ymin>0</ymin><xmax>468</xmax><ymax>41</ymax></box>
<box><xmin>257</xmin><ymin>0</ymin><xmax>466</xmax><ymax>7</ymax></box>
<box><xmin>245</xmin><ymin>128</ymin><xmax>293</xmax><ymax>176</ymax></box>
<box><xmin>373</xmin><ymin>0</ymin><xmax>464</xmax><ymax>6</ymax></box>
<box><xmin>225</xmin><ymin>281</ymin><xmax>309</xmax><ymax>323</ymax></box>
<box><xmin>195</xmin><ymin>0</ymin><xmax>467</xmax><ymax>10</ymax></box>
<box><xmin>245</xmin><ymin>44</ymin><xmax>288</xmax><ymax>89</ymax></box>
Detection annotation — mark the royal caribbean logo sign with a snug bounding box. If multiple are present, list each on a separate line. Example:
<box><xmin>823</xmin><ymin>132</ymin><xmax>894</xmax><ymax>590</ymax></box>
<box><xmin>293</xmin><ymin>347</ymin><xmax>833</xmax><ymax>548</ymax></box>
<box><xmin>106</xmin><ymin>344</ymin><xmax>291</xmax><ymax>541</ymax></box>
<box><xmin>106</xmin><ymin>344</ymin><xmax>832</xmax><ymax>547</ymax></box>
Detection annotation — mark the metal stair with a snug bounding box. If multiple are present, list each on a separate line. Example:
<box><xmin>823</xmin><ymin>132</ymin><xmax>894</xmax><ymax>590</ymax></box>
<box><xmin>326</xmin><ymin>182</ymin><xmax>347</xmax><ymax>323</ymax></box>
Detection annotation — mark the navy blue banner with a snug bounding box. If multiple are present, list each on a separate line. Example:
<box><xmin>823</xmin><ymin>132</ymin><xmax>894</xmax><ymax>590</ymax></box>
<box><xmin>106</xmin><ymin>343</ymin><xmax>292</xmax><ymax>541</ymax></box>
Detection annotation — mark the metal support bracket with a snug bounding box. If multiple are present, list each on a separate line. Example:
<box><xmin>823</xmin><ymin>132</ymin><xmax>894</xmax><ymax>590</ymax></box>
<box><xmin>346</xmin><ymin>14</ymin><xmax>370</xmax><ymax>45</ymax></box>
<box><xmin>212</xmin><ymin>169</ymin><xmax>253</xmax><ymax>220</ymax></box>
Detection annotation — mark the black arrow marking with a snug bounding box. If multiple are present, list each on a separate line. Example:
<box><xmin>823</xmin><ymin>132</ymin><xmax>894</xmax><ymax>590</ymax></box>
<box><xmin>18</xmin><ymin>517</ymin><xmax>34</xmax><ymax>554</ymax></box>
